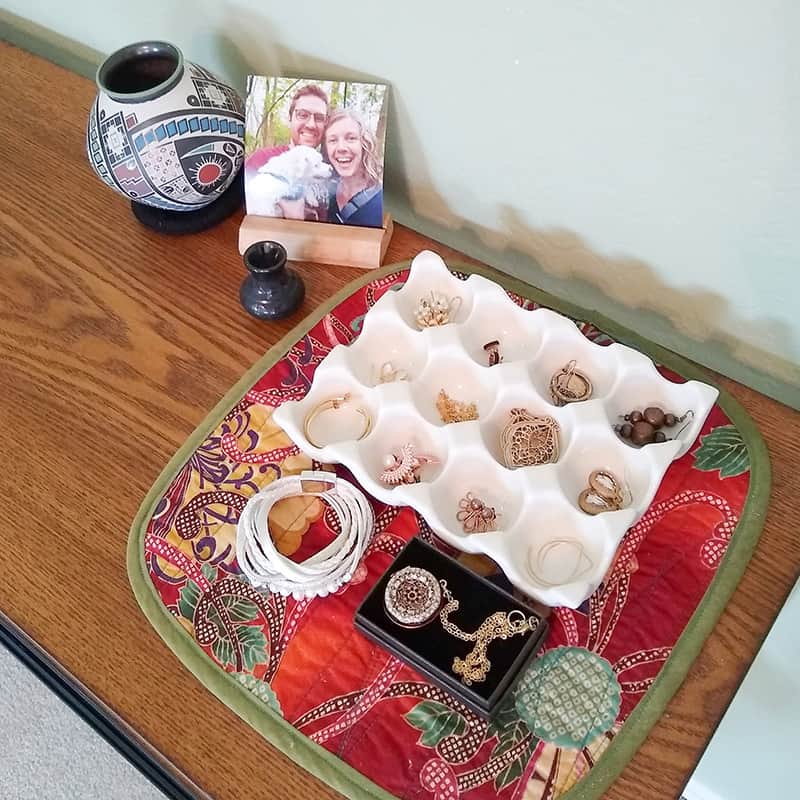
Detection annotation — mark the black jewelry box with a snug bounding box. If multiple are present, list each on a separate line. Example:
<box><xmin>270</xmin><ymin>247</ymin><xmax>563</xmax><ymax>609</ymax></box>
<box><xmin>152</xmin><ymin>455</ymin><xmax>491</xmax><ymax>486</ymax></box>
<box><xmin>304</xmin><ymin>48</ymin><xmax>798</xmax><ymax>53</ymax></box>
<box><xmin>354</xmin><ymin>538</ymin><xmax>548</xmax><ymax>719</ymax></box>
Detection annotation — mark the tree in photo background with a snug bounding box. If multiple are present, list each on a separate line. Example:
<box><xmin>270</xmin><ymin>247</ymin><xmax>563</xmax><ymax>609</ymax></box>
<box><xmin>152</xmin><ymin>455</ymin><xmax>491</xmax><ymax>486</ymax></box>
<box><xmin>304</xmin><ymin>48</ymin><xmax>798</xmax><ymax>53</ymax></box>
<box><xmin>245</xmin><ymin>77</ymin><xmax>387</xmax><ymax>156</ymax></box>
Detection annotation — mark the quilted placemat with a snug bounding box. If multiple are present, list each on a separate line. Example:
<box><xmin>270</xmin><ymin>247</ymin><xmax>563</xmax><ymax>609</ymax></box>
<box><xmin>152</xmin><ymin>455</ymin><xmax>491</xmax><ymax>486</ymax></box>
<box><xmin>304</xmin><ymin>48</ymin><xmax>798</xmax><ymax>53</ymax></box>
<box><xmin>129</xmin><ymin>261</ymin><xmax>769</xmax><ymax>800</ymax></box>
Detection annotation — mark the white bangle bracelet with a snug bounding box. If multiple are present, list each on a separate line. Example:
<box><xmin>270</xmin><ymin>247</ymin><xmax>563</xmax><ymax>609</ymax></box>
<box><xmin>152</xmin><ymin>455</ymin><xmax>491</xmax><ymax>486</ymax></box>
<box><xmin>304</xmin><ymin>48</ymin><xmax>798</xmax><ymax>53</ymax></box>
<box><xmin>236</xmin><ymin>471</ymin><xmax>375</xmax><ymax>599</ymax></box>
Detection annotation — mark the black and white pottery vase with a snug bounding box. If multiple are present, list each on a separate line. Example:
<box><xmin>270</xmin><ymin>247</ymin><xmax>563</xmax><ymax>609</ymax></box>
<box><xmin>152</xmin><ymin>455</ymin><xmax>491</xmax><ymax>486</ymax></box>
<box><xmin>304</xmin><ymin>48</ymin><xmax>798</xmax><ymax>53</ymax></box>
<box><xmin>86</xmin><ymin>41</ymin><xmax>245</xmax><ymax>233</ymax></box>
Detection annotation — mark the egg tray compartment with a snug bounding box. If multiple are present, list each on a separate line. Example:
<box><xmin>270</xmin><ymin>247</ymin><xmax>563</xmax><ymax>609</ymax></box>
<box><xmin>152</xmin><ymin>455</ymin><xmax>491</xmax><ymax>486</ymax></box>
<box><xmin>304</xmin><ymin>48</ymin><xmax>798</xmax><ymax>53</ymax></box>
<box><xmin>273</xmin><ymin>251</ymin><xmax>719</xmax><ymax>608</ymax></box>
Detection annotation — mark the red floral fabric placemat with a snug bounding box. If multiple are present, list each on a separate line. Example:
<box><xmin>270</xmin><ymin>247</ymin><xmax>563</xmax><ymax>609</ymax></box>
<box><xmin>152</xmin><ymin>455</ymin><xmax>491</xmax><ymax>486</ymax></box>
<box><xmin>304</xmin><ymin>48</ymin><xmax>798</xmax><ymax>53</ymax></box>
<box><xmin>129</xmin><ymin>263</ymin><xmax>768</xmax><ymax>800</ymax></box>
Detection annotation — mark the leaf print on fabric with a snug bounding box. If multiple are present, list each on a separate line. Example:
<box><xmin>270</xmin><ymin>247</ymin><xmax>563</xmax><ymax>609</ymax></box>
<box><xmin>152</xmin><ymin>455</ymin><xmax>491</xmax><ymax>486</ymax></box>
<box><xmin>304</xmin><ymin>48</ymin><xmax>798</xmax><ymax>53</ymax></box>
<box><xmin>211</xmin><ymin>623</ymin><xmax>235</xmax><ymax>668</ymax></box>
<box><xmin>405</xmin><ymin>700</ymin><xmax>467</xmax><ymax>747</ymax></box>
<box><xmin>487</xmin><ymin>701</ymin><xmax>537</xmax><ymax>791</ymax></box>
<box><xmin>207</xmin><ymin>615</ymin><xmax>268</xmax><ymax>671</ymax></box>
<box><xmin>492</xmin><ymin>719</ymin><xmax>531</xmax><ymax>760</ymax></box>
<box><xmin>220</xmin><ymin>594</ymin><xmax>259</xmax><ymax>623</ymax></box>
<box><xmin>494</xmin><ymin>743</ymin><xmax>534</xmax><ymax>792</ymax></box>
<box><xmin>237</xmin><ymin>625</ymin><xmax>269</xmax><ymax>671</ymax></box>
<box><xmin>486</xmin><ymin>700</ymin><xmax>518</xmax><ymax>740</ymax></box>
<box><xmin>177</xmin><ymin>563</ymin><xmax>217</xmax><ymax>621</ymax></box>
<box><xmin>174</xmin><ymin>559</ymin><xmax>271</xmax><ymax>673</ymax></box>
<box><xmin>693</xmin><ymin>425</ymin><xmax>750</xmax><ymax>478</ymax></box>
<box><xmin>178</xmin><ymin>579</ymin><xmax>201</xmax><ymax>622</ymax></box>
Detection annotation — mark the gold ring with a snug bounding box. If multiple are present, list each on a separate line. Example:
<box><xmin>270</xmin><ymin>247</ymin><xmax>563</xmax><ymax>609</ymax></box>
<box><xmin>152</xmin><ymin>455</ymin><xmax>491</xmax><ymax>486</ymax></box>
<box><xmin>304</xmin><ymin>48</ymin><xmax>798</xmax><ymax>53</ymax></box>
<box><xmin>549</xmin><ymin>360</ymin><xmax>592</xmax><ymax>405</ymax></box>
<box><xmin>303</xmin><ymin>393</ymin><xmax>372</xmax><ymax>448</ymax></box>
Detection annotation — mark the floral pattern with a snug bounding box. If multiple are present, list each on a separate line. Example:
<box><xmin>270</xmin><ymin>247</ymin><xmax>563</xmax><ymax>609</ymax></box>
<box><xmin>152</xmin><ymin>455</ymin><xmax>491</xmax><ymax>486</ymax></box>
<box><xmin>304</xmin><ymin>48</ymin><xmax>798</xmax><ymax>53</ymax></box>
<box><xmin>515</xmin><ymin>648</ymin><xmax>621</xmax><ymax>749</ymax></box>
<box><xmin>139</xmin><ymin>269</ymin><xmax>751</xmax><ymax>800</ymax></box>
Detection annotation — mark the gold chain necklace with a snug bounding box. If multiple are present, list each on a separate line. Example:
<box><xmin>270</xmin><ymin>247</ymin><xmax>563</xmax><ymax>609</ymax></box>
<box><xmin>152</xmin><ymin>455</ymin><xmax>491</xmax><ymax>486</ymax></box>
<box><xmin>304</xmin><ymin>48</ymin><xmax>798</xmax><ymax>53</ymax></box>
<box><xmin>438</xmin><ymin>580</ymin><xmax>539</xmax><ymax>686</ymax></box>
<box><xmin>382</xmin><ymin>567</ymin><xmax>540</xmax><ymax>686</ymax></box>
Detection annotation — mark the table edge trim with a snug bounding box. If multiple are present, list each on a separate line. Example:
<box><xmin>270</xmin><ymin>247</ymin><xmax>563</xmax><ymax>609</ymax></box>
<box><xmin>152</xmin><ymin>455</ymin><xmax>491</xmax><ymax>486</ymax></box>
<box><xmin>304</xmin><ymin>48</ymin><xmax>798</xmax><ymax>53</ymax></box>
<box><xmin>0</xmin><ymin>611</ymin><xmax>213</xmax><ymax>800</ymax></box>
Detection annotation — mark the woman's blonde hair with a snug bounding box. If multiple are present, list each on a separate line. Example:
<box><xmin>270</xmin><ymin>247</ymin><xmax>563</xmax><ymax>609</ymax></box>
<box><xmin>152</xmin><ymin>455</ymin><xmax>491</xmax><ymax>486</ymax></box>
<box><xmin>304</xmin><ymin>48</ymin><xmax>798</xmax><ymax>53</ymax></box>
<box><xmin>322</xmin><ymin>109</ymin><xmax>382</xmax><ymax>186</ymax></box>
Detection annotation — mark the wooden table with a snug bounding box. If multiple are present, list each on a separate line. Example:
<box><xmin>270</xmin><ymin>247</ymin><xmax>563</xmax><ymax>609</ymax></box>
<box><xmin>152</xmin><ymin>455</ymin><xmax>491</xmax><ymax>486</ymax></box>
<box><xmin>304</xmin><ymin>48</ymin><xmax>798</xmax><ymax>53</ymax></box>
<box><xmin>1</xmin><ymin>41</ymin><xmax>798</xmax><ymax>800</ymax></box>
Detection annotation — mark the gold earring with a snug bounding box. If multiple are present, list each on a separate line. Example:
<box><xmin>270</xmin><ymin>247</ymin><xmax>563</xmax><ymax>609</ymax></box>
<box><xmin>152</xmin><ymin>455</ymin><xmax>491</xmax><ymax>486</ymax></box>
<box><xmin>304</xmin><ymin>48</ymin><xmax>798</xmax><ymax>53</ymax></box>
<box><xmin>501</xmin><ymin>409</ymin><xmax>560</xmax><ymax>467</ymax></box>
<box><xmin>483</xmin><ymin>340</ymin><xmax>502</xmax><ymax>366</ymax></box>
<box><xmin>456</xmin><ymin>493</ymin><xmax>499</xmax><ymax>533</ymax></box>
<box><xmin>436</xmin><ymin>389</ymin><xmax>478</xmax><ymax>424</ymax></box>
<box><xmin>414</xmin><ymin>291</ymin><xmax>461</xmax><ymax>328</ymax></box>
<box><xmin>549</xmin><ymin>360</ymin><xmax>592</xmax><ymax>405</ymax></box>
<box><xmin>578</xmin><ymin>469</ymin><xmax>627</xmax><ymax>515</ymax></box>
<box><xmin>379</xmin><ymin>444</ymin><xmax>438</xmax><ymax>485</ymax></box>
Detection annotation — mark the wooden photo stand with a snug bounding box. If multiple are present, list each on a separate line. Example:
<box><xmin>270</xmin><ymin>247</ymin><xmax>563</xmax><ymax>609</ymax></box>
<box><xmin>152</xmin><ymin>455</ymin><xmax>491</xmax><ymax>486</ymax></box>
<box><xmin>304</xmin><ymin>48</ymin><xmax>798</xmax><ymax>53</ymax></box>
<box><xmin>238</xmin><ymin>213</ymin><xmax>394</xmax><ymax>270</ymax></box>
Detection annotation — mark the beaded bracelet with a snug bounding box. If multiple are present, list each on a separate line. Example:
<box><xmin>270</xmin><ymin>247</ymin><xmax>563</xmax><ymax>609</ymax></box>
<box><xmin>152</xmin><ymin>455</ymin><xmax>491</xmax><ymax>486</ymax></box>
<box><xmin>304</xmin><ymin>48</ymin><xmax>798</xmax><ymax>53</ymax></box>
<box><xmin>236</xmin><ymin>471</ymin><xmax>374</xmax><ymax>599</ymax></box>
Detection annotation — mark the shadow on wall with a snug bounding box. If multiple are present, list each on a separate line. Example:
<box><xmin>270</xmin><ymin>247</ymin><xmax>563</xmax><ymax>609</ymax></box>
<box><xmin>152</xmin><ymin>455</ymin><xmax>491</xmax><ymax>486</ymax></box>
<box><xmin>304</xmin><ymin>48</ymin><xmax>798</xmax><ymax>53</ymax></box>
<box><xmin>1</xmin><ymin>6</ymin><xmax>796</xmax><ymax>406</ymax></box>
<box><xmin>404</xmin><ymin>186</ymin><xmax>800</xmax><ymax>409</ymax></box>
<box><xmin>207</xmin><ymin>18</ymin><xmax>800</xmax><ymax>408</ymax></box>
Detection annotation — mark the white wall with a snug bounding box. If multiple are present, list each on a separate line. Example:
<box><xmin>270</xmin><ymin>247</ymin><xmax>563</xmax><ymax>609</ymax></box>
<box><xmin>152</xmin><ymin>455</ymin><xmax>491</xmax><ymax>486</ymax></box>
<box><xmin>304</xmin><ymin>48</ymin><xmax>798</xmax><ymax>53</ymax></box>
<box><xmin>7</xmin><ymin>0</ymin><xmax>799</xmax><ymax>404</ymax></box>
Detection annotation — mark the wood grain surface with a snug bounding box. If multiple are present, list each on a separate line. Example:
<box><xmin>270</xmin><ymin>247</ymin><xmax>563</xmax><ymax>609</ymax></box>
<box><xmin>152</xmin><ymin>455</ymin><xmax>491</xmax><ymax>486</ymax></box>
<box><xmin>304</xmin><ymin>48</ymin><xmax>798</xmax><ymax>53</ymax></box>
<box><xmin>1</xmin><ymin>42</ymin><xmax>798</xmax><ymax>800</ymax></box>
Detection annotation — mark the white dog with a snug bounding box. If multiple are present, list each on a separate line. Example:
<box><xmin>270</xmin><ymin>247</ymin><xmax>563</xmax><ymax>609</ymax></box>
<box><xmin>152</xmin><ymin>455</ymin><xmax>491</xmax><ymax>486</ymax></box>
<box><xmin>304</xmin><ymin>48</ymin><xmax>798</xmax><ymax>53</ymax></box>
<box><xmin>246</xmin><ymin>145</ymin><xmax>333</xmax><ymax>217</ymax></box>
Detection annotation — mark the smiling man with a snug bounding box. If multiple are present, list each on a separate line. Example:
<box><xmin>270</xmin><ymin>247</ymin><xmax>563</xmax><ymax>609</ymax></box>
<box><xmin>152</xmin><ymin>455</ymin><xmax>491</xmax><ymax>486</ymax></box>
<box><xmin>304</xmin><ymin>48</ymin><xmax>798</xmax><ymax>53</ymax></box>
<box><xmin>288</xmin><ymin>86</ymin><xmax>328</xmax><ymax>148</ymax></box>
<box><xmin>245</xmin><ymin>84</ymin><xmax>330</xmax><ymax>220</ymax></box>
<box><xmin>245</xmin><ymin>84</ymin><xmax>329</xmax><ymax>174</ymax></box>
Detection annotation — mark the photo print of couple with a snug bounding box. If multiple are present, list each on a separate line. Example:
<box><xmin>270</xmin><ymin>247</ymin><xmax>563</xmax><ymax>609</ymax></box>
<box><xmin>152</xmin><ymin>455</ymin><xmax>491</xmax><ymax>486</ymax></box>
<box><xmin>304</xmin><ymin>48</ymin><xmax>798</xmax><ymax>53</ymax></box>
<box><xmin>244</xmin><ymin>77</ymin><xmax>388</xmax><ymax>229</ymax></box>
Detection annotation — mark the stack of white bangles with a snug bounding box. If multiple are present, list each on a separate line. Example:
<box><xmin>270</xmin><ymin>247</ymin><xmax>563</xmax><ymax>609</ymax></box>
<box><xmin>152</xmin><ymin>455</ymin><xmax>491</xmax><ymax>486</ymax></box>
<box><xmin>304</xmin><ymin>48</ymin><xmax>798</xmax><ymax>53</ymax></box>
<box><xmin>236</xmin><ymin>471</ymin><xmax>375</xmax><ymax>599</ymax></box>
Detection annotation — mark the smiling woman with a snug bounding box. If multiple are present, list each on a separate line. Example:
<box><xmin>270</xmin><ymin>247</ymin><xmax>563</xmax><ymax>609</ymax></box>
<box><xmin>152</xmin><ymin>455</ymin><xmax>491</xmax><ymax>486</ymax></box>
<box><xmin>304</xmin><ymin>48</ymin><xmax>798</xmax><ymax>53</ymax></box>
<box><xmin>243</xmin><ymin>75</ymin><xmax>388</xmax><ymax>227</ymax></box>
<box><xmin>323</xmin><ymin>109</ymin><xmax>384</xmax><ymax>228</ymax></box>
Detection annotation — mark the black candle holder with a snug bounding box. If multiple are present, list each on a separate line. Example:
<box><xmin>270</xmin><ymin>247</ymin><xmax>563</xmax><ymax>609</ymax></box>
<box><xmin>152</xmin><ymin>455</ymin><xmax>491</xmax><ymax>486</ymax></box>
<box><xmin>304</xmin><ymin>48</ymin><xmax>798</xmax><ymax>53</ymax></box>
<box><xmin>240</xmin><ymin>240</ymin><xmax>305</xmax><ymax>321</ymax></box>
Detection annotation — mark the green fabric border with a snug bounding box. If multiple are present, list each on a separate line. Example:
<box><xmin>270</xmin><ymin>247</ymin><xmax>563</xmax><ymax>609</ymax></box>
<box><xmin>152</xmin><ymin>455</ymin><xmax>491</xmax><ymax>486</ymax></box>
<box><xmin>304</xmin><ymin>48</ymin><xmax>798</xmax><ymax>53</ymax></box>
<box><xmin>128</xmin><ymin>261</ymin><xmax>770</xmax><ymax>800</ymax></box>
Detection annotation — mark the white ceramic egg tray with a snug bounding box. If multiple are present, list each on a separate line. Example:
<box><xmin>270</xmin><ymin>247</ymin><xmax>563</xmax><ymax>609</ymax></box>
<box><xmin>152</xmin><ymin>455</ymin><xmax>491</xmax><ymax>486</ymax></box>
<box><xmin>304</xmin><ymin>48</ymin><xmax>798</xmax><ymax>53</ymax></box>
<box><xmin>273</xmin><ymin>251</ymin><xmax>719</xmax><ymax>608</ymax></box>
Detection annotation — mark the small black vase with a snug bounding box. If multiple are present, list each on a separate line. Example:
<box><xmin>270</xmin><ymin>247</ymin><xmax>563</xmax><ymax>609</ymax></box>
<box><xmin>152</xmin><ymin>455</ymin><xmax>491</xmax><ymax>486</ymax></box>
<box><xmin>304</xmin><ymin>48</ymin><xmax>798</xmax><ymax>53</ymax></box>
<box><xmin>240</xmin><ymin>241</ymin><xmax>305</xmax><ymax>320</ymax></box>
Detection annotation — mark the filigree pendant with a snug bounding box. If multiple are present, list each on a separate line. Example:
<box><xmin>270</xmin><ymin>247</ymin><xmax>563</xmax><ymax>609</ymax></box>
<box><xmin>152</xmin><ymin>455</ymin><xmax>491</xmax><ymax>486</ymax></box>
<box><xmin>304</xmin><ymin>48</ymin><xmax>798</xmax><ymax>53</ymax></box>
<box><xmin>501</xmin><ymin>409</ymin><xmax>560</xmax><ymax>467</ymax></box>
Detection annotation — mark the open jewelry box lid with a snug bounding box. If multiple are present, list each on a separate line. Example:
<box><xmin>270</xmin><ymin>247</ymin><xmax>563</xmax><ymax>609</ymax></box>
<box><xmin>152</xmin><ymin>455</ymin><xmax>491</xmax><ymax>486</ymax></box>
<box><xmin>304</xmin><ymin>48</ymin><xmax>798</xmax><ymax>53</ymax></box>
<box><xmin>354</xmin><ymin>538</ymin><xmax>549</xmax><ymax>718</ymax></box>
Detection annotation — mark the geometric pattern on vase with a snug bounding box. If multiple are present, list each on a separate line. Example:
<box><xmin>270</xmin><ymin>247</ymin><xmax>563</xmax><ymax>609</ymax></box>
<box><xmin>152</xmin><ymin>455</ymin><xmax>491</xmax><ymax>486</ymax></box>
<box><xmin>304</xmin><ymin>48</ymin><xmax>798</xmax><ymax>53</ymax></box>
<box><xmin>514</xmin><ymin>646</ymin><xmax>622</xmax><ymax>748</ymax></box>
<box><xmin>87</xmin><ymin>58</ymin><xmax>244</xmax><ymax>211</ymax></box>
<box><xmin>86</xmin><ymin>101</ymin><xmax>117</xmax><ymax>191</ymax></box>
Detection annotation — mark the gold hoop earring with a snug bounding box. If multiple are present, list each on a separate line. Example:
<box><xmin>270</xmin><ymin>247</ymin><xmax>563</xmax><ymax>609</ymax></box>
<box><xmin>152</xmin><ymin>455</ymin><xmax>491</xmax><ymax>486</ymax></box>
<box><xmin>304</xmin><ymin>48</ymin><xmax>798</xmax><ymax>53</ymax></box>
<box><xmin>578</xmin><ymin>469</ymin><xmax>628</xmax><ymax>515</ymax></box>
<box><xmin>549</xmin><ymin>360</ymin><xmax>592</xmax><ymax>405</ymax></box>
